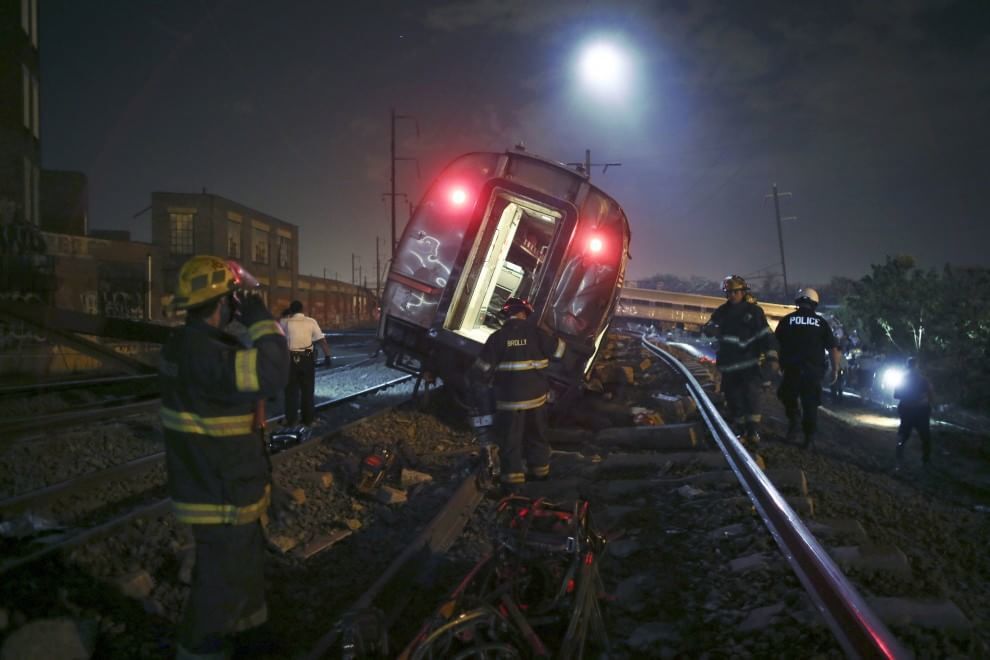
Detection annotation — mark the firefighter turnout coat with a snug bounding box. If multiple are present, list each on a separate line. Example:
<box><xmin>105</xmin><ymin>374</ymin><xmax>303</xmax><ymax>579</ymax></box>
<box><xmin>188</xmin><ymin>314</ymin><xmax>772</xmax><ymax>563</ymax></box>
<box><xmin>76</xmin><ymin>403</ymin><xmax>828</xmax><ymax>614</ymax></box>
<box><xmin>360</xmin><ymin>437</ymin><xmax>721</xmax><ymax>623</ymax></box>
<box><xmin>705</xmin><ymin>299</ymin><xmax>778</xmax><ymax>373</ymax></box>
<box><xmin>159</xmin><ymin>317</ymin><xmax>288</xmax><ymax>526</ymax></box>
<box><xmin>477</xmin><ymin>317</ymin><xmax>567</xmax><ymax>411</ymax></box>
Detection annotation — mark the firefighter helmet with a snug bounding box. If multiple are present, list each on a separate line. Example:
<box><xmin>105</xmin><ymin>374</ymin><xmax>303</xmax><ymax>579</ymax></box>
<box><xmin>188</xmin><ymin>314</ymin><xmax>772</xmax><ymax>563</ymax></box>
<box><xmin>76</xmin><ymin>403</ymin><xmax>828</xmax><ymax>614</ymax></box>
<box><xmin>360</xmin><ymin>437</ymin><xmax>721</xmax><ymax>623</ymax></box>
<box><xmin>501</xmin><ymin>297</ymin><xmax>534</xmax><ymax>317</ymax></box>
<box><xmin>722</xmin><ymin>275</ymin><xmax>749</xmax><ymax>293</ymax></box>
<box><xmin>795</xmin><ymin>287</ymin><xmax>820</xmax><ymax>306</ymax></box>
<box><xmin>174</xmin><ymin>255</ymin><xmax>259</xmax><ymax>309</ymax></box>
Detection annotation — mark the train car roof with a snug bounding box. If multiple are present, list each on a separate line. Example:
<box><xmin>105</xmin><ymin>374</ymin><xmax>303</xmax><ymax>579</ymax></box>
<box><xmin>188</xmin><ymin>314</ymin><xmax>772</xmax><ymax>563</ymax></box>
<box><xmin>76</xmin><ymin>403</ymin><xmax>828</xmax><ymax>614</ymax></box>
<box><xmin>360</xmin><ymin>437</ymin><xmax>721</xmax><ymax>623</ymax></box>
<box><xmin>451</xmin><ymin>148</ymin><xmax>630</xmax><ymax>225</ymax></box>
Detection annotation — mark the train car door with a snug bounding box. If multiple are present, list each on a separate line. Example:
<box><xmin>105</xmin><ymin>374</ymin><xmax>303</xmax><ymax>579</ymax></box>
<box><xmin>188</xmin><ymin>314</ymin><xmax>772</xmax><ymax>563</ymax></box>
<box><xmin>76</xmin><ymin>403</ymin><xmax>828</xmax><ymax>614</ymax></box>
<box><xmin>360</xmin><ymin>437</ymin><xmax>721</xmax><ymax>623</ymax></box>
<box><xmin>444</xmin><ymin>188</ymin><xmax>565</xmax><ymax>343</ymax></box>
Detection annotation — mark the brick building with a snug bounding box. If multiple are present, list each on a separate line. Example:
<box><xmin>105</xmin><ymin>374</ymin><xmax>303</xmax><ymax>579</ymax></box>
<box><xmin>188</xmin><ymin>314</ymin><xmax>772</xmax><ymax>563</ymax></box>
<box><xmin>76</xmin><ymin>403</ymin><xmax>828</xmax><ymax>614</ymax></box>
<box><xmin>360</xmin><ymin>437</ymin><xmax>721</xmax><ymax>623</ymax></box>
<box><xmin>151</xmin><ymin>191</ymin><xmax>375</xmax><ymax>328</ymax></box>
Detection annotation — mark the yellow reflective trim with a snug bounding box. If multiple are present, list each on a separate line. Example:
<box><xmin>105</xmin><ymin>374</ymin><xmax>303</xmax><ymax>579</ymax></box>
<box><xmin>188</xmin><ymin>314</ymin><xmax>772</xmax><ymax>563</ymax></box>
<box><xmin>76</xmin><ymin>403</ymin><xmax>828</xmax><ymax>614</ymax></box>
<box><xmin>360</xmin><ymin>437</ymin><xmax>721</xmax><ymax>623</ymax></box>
<box><xmin>496</xmin><ymin>393</ymin><xmax>547</xmax><ymax>411</ymax></box>
<box><xmin>496</xmin><ymin>359</ymin><xmax>549</xmax><ymax>372</ymax></box>
<box><xmin>235</xmin><ymin>348</ymin><xmax>260</xmax><ymax>392</ymax></box>
<box><xmin>248</xmin><ymin>319</ymin><xmax>283</xmax><ymax>342</ymax></box>
<box><xmin>529</xmin><ymin>464</ymin><xmax>550</xmax><ymax>477</ymax></box>
<box><xmin>160</xmin><ymin>407</ymin><xmax>254</xmax><ymax>437</ymax></box>
<box><xmin>553</xmin><ymin>338</ymin><xmax>566</xmax><ymax>359</ymax></box>
<box><xmin>173</xmin><ymin>487</ymin><xmax>271</xmax><ymax>525</ymax></box>
<box><xmin>501</xmin><ymin>472</ymin><xmax>526</xmax><ymax>484</ymax></box>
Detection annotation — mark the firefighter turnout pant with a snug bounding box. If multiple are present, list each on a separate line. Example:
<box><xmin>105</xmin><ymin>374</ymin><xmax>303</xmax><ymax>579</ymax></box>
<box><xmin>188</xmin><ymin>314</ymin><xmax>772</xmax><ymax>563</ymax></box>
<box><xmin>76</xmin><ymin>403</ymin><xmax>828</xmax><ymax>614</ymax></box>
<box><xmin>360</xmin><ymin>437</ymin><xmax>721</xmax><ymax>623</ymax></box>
<box><xmin>778</xmin><ymin>366</ymin><xmax>823</xmax><ymax>436</ymax></box>
<box><xmin>177</xmin><ymin>521</ymin><xmax>267</xmax><ymax>658</ymax></box>
<box><xmin>722</xmin><ymin>367</ymin><xmax>763</xmax><ymax>437</ymax></box>
<box><xmin>897</xmin><ymin>404</ymin><xmax>932</xmax><ymax>464</ymax></box>
<box><xmin>496</xmin><ymin>405</ymin><xmax>551</xmax><ymax>486</ymax></box>
<box><xmin>285</xmin><ymin>349</ymin><xmax>316</xmax><ymax>425</ymax></box>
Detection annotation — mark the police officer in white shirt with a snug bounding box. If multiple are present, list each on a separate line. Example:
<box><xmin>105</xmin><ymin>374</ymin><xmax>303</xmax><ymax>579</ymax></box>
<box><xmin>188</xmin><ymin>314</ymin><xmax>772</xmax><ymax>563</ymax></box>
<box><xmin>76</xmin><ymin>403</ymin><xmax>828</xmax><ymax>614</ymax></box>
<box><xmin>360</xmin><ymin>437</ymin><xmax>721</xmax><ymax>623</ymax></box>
<box><xmin>280</xmin><ymin>300</ymin><xmax>331</xmax><ymax>426</ymax></box>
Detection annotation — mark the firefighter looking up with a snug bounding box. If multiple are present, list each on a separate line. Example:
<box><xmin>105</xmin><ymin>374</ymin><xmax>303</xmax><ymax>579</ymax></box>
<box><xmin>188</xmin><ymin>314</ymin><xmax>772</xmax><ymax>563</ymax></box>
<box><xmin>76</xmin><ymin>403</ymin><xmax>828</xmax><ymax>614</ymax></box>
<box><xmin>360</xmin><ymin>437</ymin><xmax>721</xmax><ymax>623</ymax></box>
<box><xmin>703</xmin><ymin>275</ymin><xmax>779</xmax><ymax>446</ymax></box>
<box><xmin>159</xmin><ymin>255</ymin><xmax>288</xmax><ymax>659</ymax></box>
<box><xmin>474</xmin><ymin>297</ymin><xmax>566</xmax><ymax>492</ymax></box>
<box><xmin>774</xmin><ymin>288</ymin><xmax>840</xmax><ymax>448</ymax></box>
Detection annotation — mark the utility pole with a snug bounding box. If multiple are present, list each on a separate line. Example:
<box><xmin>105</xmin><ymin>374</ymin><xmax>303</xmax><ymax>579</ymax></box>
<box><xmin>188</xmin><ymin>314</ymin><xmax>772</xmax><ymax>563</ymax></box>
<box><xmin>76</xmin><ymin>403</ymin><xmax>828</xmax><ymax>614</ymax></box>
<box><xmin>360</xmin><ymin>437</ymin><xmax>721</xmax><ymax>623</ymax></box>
<box><xmin>385</xmin><ymin>108</ymin><xmax>420</xmax><ymax>257</ymax></box>
<box><xmin>351</xmin><ymin>253</ymin><xmax>359</xmax><ymax>286</ymax></box>
<box><xmin>567</xmin><ymin>148</ymin><xmax>622</xmax><ymax>181</ymax></box>
<box><xmin>765</xmin><ymin>183</ymin><xmax>797</xmax><ymax>300</ymax></box>
<box><xmin>376</xmin><ymin>236</ymin><xmax>382</xmax><ymax>300</ymax></box>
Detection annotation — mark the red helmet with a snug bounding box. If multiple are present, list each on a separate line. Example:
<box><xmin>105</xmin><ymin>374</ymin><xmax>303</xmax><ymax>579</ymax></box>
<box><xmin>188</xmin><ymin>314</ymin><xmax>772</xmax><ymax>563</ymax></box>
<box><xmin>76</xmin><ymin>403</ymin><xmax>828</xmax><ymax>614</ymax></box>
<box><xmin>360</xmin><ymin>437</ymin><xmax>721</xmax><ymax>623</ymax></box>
<box><xmin>501</xmin><ymin>297</ymin><xmax>534</xmax><ymax>317</ymax></box>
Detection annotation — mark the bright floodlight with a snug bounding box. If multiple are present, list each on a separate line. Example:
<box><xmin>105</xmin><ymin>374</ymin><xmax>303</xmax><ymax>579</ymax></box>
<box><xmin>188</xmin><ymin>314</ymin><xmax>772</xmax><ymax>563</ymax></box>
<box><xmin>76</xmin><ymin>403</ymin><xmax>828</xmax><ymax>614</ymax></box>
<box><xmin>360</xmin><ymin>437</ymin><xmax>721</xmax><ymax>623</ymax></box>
<box><xmin>881</xmin><ymin>367</ymin><xmax>905</xmax><ymax>390</ymax></box>
<box><xmin>578</xmin><ymin>41</ymin><xmax>629</xmax><ymax>97</ymax></box>
<box><xmin>450</xmin><ymin>188</ymin><xmax>468</xmax><ymax>206</ymax></box>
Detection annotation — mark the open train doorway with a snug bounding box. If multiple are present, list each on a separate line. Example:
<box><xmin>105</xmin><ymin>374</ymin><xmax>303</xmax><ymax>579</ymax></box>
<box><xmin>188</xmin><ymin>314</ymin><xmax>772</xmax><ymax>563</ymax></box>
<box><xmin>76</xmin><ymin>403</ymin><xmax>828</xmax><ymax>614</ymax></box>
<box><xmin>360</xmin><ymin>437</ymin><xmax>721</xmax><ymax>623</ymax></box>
<box><xmin>445</xmin><ymin>190</ymin><xmax>563</xmax><ymax>343</ymax></box>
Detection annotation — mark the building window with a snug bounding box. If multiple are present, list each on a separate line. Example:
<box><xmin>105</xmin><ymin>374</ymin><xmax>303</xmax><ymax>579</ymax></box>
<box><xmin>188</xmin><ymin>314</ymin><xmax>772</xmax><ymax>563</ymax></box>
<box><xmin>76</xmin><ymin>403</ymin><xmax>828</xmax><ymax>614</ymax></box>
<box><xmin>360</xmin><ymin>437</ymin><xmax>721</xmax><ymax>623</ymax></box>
<box><xmin>169</xmin><ymin>212</ymin><xmax>194</xmax><ymax>255</ymax></box>
<box><xmin>253</xmin><ymin>227</ymin><xmax>269</xmax><ymax>264</ymax></box>
<box><xmin>277</xmin><ymin>235</ymin><xmax>291</xmax><ymax>269</ymax></box>
<box><xmin>23</xmin><ymin>157</ymin><xmax>31</xmax><ymax>224</ymax></box>
<box><xmin>31</xmin><ymin>74</ymin><xmax>39</xmax><ymax>139</ymax></box>
<box><xmin>30</xmin><ymin>0</ymin><xmax>38</xmax><ymax>48</ymax></box>
<box><xmin>22</xmin><ymin>66</ymin><xmax>30</xmax><ymax>130</ymax></box>
<box><xmin>227</xmin><ymin>220</ymin><xmax>242</xmax><ymax>258</ymax></box>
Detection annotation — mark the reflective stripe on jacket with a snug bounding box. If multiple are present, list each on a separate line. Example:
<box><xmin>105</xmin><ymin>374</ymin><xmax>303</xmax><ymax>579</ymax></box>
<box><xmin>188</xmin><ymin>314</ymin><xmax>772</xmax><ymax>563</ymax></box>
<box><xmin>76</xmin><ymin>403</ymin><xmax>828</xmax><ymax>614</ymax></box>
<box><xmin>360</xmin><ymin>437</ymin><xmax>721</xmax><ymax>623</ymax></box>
<box><xmin>477</xmin><ymin>318</ymin><xmax>565</xmax><ymax>410</ymax></box>
<box><xmin>706</xmin><ymin>301</ymin><xmax>778</xmax><ymax>373</ymax></box>
<box><xmin>160</xmin><ymin>317</ymin><xmax>288</xmax><ymax>525</ymax></box>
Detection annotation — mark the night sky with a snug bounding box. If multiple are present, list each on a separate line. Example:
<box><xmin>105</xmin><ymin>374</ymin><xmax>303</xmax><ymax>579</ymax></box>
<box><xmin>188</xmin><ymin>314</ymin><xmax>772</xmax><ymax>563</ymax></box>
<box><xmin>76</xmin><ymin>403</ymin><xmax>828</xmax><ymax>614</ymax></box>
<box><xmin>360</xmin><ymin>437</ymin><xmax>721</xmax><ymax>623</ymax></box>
<box><xmin>40</xmin><ymin>0</ymin><xmax>989</xmax><ymax>287</ymax></box>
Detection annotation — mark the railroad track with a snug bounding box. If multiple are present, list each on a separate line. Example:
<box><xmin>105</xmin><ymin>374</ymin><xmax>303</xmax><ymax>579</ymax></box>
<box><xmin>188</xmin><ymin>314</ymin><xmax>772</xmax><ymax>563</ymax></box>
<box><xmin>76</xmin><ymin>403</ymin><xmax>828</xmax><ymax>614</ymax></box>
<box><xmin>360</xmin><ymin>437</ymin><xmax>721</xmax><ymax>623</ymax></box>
<box><xmin>1</xmin><ymin>333</ymin><xmax>985</xmax><ymax>657</ymax></box>
<box><xmin>0</xmin><ymin>374</ymin><xmax>415</xmax><ymax>575</ymax></box>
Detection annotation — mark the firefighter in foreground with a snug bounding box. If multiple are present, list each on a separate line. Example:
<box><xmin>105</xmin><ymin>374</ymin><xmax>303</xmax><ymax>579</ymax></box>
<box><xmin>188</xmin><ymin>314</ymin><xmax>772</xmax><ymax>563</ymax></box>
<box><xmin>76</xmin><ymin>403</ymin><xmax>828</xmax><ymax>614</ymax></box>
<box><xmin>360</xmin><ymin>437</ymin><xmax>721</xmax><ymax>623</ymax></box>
<box><xmin>774</xmin><ymin>288</ymin><xmax>841</xmax><ymax>448</ymax></box>
<box><xmin>473</xmin><ymin>297</ymin><xmax>566</xmax><ymax>492</ymax></box>
<box><xmin>160</xmin><ymin>255</ymin><xmax>288</xmax><ymax>659</ymax></box>
<box><xmin>703</xmin><ymin>275</ymin><xmax>778</xmax><ymax>445</ymax></box>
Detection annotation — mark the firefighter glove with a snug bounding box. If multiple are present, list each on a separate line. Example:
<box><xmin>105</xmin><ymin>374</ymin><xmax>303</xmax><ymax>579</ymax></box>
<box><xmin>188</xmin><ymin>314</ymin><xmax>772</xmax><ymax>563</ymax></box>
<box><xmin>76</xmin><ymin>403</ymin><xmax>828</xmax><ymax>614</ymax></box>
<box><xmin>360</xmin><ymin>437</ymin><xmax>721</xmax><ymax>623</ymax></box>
<box><xmin>237</xmin><ymin>292</ymin><xmax>271</xmax><ymax>326</ymax></box>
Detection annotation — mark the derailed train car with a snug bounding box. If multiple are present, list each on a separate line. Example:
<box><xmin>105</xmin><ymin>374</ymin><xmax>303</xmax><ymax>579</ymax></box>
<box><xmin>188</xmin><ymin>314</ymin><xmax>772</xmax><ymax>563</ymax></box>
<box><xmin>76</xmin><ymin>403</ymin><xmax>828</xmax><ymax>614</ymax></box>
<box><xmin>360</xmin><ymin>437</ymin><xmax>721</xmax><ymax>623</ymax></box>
<box><xmin>378</xmin><ymin>148</ymin><xmax>631</xmax><ymax>399</ymax></box>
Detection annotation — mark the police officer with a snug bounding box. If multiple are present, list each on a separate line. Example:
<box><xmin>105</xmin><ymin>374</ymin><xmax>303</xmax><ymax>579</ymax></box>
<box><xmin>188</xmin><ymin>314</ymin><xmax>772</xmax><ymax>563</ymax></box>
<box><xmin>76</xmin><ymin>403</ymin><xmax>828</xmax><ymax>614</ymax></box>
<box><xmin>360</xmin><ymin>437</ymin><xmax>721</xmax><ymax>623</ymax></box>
<box><xmin>894</xmin><ymin>357</ymin><xmax>934</xmax><ymax>468</ymax></box>
<box><xmin>703</xmin><ymin>275</ymin><xmax>778</xmax><ymax>446</ymax></box>
<box><xmin>160</xmin><ymin>255</ymin><xmax>288</xmax><ymax>659</ymax></box>
<box><xmin>280</xmin><ymin>300</ymin><xmax>331</xmax><ymax>427</ymax></box>
<box><xmin>774</xmin><ymin>288</ymin><xmax>840</xmax><ymax>448</ymax></box>
<box><xmin>474</xmin><ymin>297</ymin><xmax>566</xmax><ymax>491</ymax></box>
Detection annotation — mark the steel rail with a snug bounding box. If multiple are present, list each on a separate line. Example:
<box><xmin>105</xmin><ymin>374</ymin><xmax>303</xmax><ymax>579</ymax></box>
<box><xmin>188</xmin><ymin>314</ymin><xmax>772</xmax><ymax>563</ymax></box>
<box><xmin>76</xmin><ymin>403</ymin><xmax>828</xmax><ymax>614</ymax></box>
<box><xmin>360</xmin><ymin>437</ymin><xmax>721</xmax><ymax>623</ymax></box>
<box><xmin>0</xmin><ymin>373</ymin><xmax>158</xmax><ymax>398</ymax></box>
<box><xmin>642</xmin><ymin>337</ymin><xmax>907</xmax><ymax>659</ymax></box>
<box><xmin>0</xmin><ymin>358</ymin><xmax>388</xmax><ymax>444</ymax></box>
<box><xmin>0</xmin><ymin>375</ymin><xmax>415</xmax><ymax>574</ymax></box>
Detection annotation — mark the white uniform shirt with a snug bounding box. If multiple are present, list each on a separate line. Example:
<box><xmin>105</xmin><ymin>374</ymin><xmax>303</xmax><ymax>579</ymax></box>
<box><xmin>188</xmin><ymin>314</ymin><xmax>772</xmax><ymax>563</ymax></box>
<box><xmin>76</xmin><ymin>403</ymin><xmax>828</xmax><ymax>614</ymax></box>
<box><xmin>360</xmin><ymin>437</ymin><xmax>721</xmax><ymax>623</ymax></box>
<box><xmin>281</xmin><ymin>313</ymin><xmax>324</xmax><ymax>352</ymax></box>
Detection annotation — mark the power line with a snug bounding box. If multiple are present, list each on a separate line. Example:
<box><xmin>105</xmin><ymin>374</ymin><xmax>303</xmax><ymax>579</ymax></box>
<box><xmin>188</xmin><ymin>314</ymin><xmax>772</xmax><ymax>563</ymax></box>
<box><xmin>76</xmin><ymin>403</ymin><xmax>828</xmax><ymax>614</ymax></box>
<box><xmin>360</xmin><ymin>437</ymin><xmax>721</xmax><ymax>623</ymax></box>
<box><xmin>567</xmin><ymin>149</ymin><xmax>621</xmax><ymax>181</ymax></box>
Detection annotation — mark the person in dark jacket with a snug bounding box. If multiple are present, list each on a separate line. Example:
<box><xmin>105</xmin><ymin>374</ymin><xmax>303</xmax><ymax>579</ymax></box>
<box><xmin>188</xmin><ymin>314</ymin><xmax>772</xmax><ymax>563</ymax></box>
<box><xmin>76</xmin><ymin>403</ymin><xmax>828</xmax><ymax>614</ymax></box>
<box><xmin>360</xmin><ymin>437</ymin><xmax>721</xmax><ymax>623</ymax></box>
<box><xmin>894</xmin><ymin>357</ymin><xmax>935</xmax><ymax>467</ymax></box>
<box><xmin>774</xmin><ymin>288</ymin><xmax>840</xmax><ymax>448</ymax></box>
<box><xmin>703</xmin><ymin>275</ymin><xmax>778</xmax><ymax>446</ymax></box>
<box><xmin>160</xmin><ymin>255</ymin><xmax>288</xmax><ymax>659</ymax></box>
<box><xmin>474</xmin><ymin>297</ymin><xmax>566</xmax><ymax>491</ymax></box>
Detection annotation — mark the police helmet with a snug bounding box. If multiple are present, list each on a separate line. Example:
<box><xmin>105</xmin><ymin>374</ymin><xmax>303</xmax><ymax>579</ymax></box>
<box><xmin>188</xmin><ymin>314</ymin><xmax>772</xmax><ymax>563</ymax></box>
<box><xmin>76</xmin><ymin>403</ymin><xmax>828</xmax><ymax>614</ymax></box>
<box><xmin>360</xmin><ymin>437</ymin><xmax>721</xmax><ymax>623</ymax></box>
<box><xmin>501</xmin><ymin>297</ymin><xmax>534</xmax><ymax>317</ymax></box>
<box><xmin>795</xmin><ymin>288</ymin><xmax>820</xmax><ymax>307</ymax></box>
<box><xmin>722</xmin><ymin>275</ymin><xmax>749</xmax><ymax>294</ymax></box>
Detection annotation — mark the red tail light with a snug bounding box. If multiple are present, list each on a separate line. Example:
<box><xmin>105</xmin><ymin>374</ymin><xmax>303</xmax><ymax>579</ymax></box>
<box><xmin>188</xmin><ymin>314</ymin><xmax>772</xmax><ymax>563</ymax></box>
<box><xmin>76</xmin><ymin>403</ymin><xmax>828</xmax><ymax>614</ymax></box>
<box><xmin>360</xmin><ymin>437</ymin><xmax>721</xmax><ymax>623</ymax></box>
<box><xmin>449</xmin><ymin>187</ymin><xmax>468</xmax><ymax>206</ymax></box>
<box><xmin>588</xmin><ymin>236</ymin><xmax>604</xmax><ymax>254</ymax></box>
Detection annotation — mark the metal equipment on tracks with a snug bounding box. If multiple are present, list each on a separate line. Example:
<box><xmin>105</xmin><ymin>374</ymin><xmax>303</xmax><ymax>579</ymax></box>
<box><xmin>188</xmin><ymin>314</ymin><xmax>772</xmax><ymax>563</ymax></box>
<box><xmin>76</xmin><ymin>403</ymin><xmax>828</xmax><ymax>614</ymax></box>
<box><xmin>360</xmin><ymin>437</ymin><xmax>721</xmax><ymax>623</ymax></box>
<box><xmin>401</xmin><ymin>496</ymin><xmax>608</xmax><ymax>659</ymax></box>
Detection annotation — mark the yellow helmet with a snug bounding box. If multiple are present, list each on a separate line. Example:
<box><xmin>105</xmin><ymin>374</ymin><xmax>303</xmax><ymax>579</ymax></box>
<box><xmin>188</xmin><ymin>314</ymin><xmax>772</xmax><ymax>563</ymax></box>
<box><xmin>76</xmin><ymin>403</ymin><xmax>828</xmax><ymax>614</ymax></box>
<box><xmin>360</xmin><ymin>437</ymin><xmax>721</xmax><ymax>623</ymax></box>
<box><xmin>174</xmin><ymin>255</ymin><xmax>258</xmax><ymax>309</ymax></box>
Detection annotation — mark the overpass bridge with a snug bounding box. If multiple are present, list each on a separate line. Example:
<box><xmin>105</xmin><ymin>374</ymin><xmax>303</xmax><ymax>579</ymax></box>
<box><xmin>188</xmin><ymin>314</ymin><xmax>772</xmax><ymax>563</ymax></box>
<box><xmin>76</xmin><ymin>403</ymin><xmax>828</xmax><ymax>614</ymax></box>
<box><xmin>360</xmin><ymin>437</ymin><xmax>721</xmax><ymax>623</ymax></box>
<box><xmin>616</xmin><ymin>287</ymin><xmax>796</xmax><ymax>332</ymax></box>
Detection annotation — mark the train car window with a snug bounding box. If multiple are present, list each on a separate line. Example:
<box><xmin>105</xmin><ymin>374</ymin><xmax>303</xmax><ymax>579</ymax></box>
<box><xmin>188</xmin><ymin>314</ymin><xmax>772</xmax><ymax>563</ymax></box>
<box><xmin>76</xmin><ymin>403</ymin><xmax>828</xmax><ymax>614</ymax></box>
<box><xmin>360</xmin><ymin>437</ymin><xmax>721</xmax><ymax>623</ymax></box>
<box><xmin>444</xmin><ymin>190</ymin><xmax>563</xmax><ymax>343</ymax></box>
<box><xmin>506</xmin><ymin>157</ymin><xmax>583</xmax><ymax>203</ymax></box>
